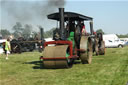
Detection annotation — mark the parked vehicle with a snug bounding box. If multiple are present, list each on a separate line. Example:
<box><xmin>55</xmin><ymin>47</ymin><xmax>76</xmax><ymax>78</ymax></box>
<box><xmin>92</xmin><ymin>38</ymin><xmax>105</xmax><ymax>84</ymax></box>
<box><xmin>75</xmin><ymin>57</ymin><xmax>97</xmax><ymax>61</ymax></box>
<box><xmin>0</xmin><ymin>39</ymin><xmax>6</xmax><ymax>54</ymax></box>
<box><xmin>104</xmin><ymin>39</ymin><xmax>124</xmax><ymax>48</ymax></box>
<box><xmin>103</xmin><ymin>34</ymin><xmax>125</xmax><ymax>48</ymax></box>
<box><xmin>0</xmin><ymin>39</ymin><xmax>6</xmax><ymax>43</ymax></box>
<box><xmin>124</xmin><ymin>41</ymin><xmax>128</xmax><ymax>46</ymax></box>
<box><xmin>0</xmin><ymin>43</ymin><xmax>4</xmax><ymax>54</ymax></box>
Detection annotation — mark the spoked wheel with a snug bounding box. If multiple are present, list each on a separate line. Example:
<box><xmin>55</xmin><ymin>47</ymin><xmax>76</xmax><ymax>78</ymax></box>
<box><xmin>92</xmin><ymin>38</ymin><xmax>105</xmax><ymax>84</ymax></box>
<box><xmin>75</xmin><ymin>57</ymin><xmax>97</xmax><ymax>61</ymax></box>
<box><xmin>80</xmin><ymin>36</ymin><xmax>93</xmax><ymax>64</ymax></box>
<box><xmin>99</xmin><ymin>41</ymin><xmax>105</xmax><ymax>55</ymax></box>
<box><xmin>11</xmin><ymin>42</ymin><xmax>22</xmax><ymax>53</ymax></box>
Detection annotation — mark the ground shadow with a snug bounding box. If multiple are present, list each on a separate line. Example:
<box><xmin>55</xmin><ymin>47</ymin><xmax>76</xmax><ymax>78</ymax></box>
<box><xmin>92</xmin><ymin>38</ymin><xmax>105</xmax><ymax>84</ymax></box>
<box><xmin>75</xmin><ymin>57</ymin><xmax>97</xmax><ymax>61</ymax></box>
<box><xmin>73</xmin><ymin>60</ymin><xmax>81</xmax><ymax>64</ymax></box>
<box><xmin>23</xmin><ymin>60</ymin><xmax>45</xmax><ymax>69</ymax></box>
<box><xmin>23</xmin><ymin>59</ymin><xmax>83</xmax><ymax>69</ymax></box>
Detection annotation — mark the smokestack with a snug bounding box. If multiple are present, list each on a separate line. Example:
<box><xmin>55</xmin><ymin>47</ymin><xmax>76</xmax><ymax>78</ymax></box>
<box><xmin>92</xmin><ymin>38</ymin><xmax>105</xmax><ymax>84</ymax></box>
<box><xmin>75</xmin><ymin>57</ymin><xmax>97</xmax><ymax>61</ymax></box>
<box><xmin>90</xmin><ymin>21</ymin><xmax>94</xmax><ymax>35</ymax></box>
<box><xmin>40</xmin><ymin>27</ymin><xmax>44</xmax><ymax>41</ymax></box>
<box><xmin>59</xmin><ymin>8</ymin><xmax>65</xmax><ymax>40</ymax></box>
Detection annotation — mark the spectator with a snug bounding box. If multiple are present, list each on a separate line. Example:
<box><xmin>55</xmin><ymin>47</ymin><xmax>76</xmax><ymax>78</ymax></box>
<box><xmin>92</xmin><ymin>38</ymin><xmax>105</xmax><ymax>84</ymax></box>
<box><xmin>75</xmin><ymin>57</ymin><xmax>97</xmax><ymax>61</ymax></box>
<box><xmin>81</xmin><ymin>22</ymin><xmax>87</xmax><ymax>35</ymax></box>
<box><xmin>5</xmin><ymin>38</ymin><xmax>11</xmax><ymax>60</ymax></box>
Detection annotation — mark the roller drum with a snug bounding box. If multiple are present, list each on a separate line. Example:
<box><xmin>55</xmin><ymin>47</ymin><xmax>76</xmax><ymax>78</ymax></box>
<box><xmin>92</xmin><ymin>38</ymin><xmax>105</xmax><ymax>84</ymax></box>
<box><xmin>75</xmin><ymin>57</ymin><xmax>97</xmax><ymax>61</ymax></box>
<box><xmin>42</xmin><ymin>45</ymin><xmax>71</xmax><ymax>68</ymax></box>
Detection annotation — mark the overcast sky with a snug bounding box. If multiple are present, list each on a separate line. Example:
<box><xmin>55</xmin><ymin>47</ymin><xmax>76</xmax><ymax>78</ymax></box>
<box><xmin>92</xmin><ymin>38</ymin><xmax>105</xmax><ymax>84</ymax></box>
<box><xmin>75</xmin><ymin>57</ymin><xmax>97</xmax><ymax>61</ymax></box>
<box><xmin>0</xmin><ymin>0</ymin><xmax>128</xmax><ymax>34</ymax></box>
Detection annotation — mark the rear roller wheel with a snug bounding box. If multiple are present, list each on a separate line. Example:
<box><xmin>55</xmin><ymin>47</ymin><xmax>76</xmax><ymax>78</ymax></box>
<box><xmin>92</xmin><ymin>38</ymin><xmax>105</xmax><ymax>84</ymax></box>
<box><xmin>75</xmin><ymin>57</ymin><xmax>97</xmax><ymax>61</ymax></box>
<box><xmin>80</xmin><ymin>36</ymin><xmax>92</xmax><ymax>64</ymax></box>
<box><xmin>95</xmin><ymin>39</ymin><xmax>99</xmax><ymax>55</ymax></box>
<box><xmin>99</xmin><ymin>41</ymin><xmax>105</xmax><ymax>55</ymax></box>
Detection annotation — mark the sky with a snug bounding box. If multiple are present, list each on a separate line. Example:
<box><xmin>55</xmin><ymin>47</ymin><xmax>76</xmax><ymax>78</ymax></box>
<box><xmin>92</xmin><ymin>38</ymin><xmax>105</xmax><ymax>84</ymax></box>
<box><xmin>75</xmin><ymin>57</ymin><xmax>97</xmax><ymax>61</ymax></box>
<box><xmin>0</xmin><ymin>0</ymin><xmax>128</xmax><ymax>34</ymax></box>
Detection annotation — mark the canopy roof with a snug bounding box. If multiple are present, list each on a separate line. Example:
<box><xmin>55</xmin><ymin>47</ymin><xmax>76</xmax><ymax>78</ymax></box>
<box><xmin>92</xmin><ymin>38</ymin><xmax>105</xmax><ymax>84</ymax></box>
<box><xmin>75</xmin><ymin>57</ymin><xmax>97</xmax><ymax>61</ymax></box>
<box><xmin>47</xmin><ymin>12</ymin><xmax>93</xmax><ymax>21</ymax></box>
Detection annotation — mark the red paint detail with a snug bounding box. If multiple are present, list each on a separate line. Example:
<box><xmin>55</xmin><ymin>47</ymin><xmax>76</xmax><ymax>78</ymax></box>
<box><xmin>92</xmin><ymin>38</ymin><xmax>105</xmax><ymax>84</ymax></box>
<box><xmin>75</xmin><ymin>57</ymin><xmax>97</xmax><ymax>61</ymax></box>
<box><xmin>43</xmin><ymin>57</ymin><xmax>67</xmax><ymax>60</ymax></box>
<box><xmin>41</xmin><ymin>55</ymin><xmax>79</xmax><ymax>60</ymax></box>
<box><xmin>93</xmin><ymin>32</ymin><xmax>96</xmax><ymax>35</ymax></box>
<box><xmin>77</xmin><ymin>49</ymin><xmax>86</xmax><ymax>52</ymax></box>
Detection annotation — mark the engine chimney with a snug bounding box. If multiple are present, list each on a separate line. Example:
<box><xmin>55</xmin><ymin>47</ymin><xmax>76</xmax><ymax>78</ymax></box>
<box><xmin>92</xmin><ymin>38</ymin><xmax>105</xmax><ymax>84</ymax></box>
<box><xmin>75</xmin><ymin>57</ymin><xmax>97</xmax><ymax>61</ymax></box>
<box><xmin>59</xmin><ymin>8</ymin><xmax>65</xmax><ymax>40</ymax></box>
<box><xmin>40</xmin><ymin>27</ymin><xmax>44</xmax><ymax>41</ymax></box>
<box><xmin>90</xmin><ymin>21</ymin><xmax>94</xmax><ymax>35</ymax></box>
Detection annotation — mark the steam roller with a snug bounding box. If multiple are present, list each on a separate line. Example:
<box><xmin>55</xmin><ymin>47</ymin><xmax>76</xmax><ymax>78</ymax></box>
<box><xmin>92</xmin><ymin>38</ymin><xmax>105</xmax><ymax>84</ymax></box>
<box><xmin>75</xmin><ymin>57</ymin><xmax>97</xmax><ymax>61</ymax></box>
<box><xmin>42</xmin><ymin>36</ymin><xmax>92</xmax><ymax>68</ymax></box>
<box><xmin>40</xmin><ymin>8</ymin><xmax>105</xmax><ymax>68</ymax></box>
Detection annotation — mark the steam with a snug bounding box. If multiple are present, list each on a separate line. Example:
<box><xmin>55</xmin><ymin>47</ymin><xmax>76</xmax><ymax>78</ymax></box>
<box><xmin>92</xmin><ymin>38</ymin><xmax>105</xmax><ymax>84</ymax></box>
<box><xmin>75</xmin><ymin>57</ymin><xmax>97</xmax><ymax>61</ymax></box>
<box><xmin>1</xmin><ymin>0</ymin><xmax>66</xmax><ymax>31</ymax></box>
<box><xmin>42</xmin><ymin>0</ymin><xmax>65</xmax><ymax>15</ymax></box>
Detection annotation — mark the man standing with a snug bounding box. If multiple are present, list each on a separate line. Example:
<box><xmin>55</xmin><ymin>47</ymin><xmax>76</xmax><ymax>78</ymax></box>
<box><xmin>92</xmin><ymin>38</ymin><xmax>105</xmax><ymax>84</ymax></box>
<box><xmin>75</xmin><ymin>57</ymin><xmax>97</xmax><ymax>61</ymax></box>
<box><xmin>5</xmin><ymin>38</ymin><xmax>11</xmax><ymax>60</ymax></box>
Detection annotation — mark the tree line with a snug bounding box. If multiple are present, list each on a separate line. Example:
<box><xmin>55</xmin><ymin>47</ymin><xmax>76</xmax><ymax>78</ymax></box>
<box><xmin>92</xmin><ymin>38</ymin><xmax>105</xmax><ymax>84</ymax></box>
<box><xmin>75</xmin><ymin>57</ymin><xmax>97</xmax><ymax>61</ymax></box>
<box><xmin>0</xmin><ymin>22</ymin><xmax>128</xmax><ymax>39</ymax></box>
<box><xmin>96</xmin><ymin>29</ymin><xmax>128</xmax><ymax>38</ymax></box>
<box><xmin>0</xmin><ymin>22</ymin><xmax>55</xmax><ymax>39</ymax></box>
<box><xmin>0</xmin><ymin>22</ymin><xmax>33</xmax><ymax>39</ymax></box>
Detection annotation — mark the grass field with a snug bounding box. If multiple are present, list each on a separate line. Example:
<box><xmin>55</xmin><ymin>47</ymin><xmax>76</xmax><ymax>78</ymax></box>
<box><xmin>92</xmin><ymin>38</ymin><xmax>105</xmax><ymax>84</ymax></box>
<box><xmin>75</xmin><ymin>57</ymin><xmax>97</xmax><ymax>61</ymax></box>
<box><xmin>0</xmin><ymin>47</ymin><xmax>128</xmax><ymax>85</ymax></box>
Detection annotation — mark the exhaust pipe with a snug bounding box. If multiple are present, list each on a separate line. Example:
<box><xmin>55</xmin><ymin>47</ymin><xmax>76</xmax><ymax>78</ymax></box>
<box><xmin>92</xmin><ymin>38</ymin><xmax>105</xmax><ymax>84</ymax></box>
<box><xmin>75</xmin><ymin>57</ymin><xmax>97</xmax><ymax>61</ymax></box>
<box><xmin>59</xmin><ymin>8</ymin><xmax>65</xmax><ymax>40</ymax></box>
<box><xmin>40</xmin><ymin>27</ymin><xmax>44</xmax><ymax>41</ymax></box>
<box><xmin>90</xmin><ymin>21</ymin><xmax>94</xmax><ymax>35</ymax></box>
<box><xmin>39</xmin><ymin>27</ymin><xmax>45</xmax><ymax>51</ymax></box>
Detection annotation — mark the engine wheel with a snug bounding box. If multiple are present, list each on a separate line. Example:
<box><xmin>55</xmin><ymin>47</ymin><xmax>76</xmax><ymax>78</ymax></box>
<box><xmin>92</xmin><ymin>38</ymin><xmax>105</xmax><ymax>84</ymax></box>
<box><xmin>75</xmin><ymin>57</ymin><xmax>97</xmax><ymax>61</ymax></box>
<box><xmin>95</xmin><ymin>39</ymin><xmax>99</xmax><ymax>55</ymax></box>
<box><xmin>99</xmin><ymin>41</ymin><xmax>105</xmax><ymax>55</ymax></box>
<box><xmin>11</xmin><ymin>43</ymin><xmax>22</xmax><ymax>53</ymax></box>
<box><xmin>80</xmin><ymin>36</ymin><xmax>92</xmax><ymax>64</ymax></box>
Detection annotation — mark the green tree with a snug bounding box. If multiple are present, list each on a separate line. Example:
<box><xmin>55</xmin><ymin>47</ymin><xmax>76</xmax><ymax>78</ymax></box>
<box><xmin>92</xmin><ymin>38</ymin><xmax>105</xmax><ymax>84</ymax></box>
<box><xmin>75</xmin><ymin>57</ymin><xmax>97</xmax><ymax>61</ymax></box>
<box><xmin>0</xmin><ymin>29</ymin><xmax>11</xmax><ymax>38</ymax></box>
<box><xmin>12</xmin><ymin>22</ymin><xmax>23</xmax><ymax>38</ymax></box>
<box><xmin>117</xmin><ymin>34</ymin><xmax>128</xmax><ymax>38</ymax></box>
<box><xmin>22</xmin><ymin>24</ymin><xmax>32</xmax><ymax>39</ymax></box>
<box><xmin>96</xmin><ymin>29</ymin><xmax>105</xmax><ymax>34</ymax></box>
<box><xmin>44</xmin><ymin>28</ymin><xmax>56</xmax><ymax>38</ymax></box>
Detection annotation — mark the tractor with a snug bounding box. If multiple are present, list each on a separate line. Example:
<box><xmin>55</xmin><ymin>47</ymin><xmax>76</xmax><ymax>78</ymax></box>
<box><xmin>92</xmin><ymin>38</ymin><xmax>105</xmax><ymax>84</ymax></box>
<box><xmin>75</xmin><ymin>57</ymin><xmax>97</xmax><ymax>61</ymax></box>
<box><xmin>40</xmin><ymin>8</ymin><xmax>105</xmax><ymax>68</ymax></box>
<box><xmin>10</xmin><ymin>27</ymin><xmax>45</xmax><ymax>53</ymax></box>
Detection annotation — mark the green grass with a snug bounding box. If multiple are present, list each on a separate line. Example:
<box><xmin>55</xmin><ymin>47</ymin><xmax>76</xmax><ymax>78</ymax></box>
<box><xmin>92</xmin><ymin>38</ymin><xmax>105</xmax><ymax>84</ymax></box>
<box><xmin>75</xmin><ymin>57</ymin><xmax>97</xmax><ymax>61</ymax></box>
<box><xmin>0</xmin><ymin>47</ymin><xmax>128</xmax><ymax>85</ymax></box>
